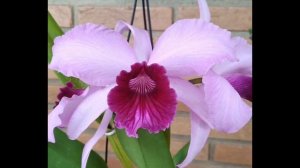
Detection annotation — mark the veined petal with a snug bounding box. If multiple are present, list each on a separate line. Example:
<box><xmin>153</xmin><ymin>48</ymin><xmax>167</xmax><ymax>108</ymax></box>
<box><xmin>213</xmin><ymin>37</ymin><xmax>252</xmax><ymax>76</ymax></box>
<box><xmin>49</xmin><ymin>23</ymin><xmax>136</xmax><ymax>86</ymax></box>
<box><xmin>115</xmin><ymin>21</ymin><xmax>152</xmax><ymax>62</ymax></box>
<box><xmin>148</xmin><ymin>19</ymin><xmax>236</xmax><ymax>78</ymax></box>
<box><xmin>48</xmin><ymin>88</ymin><xmax>91</xmax><ymax>143</ymax></box>
<box><xmin>198</xmin><ymin>0</ymin><xmax>211</xmax><ymax>22</ymax></box>
<box><xmin>67</xmin><ymin>85</ymin><xmax>115</xmax><ymax>139</ymax></box>
<box><xmin>203</xmin><ymin>71</ymin><xmax>252</xmax><ymax>133</ymax></box>
<box><xmin>81</xmin><ymin>110</ymin><xmax>113</xmax><ymax>168</ymax></box>
<box><xmin>108</xmin><ymin>62</ymin><xmax>177</xmax><ymax>137</ymax></box>
<box><xmin>169</xmin><ymin>77</ymin><xmax>212</xmax><ymax>128</ymax></box>
<box><xmin>177</xmin><ymin>112</ymin><xmax>210</xmax><ymax>168</ymax></box>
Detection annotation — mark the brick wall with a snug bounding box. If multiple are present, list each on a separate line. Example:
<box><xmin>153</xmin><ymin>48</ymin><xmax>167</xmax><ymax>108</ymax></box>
<box><xmin>48</xmin><ymin>0</ymin><xmax>252</xmax><ymax>167</ymax></box>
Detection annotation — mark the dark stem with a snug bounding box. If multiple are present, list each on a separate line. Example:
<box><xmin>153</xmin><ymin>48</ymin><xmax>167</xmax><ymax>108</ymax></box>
<box><xmin>127</xmin><ymin>0</ymin><xmax>138</xmax><ymax>41</ymax></box>
<box><xmin>105</xmin><ymin>136</ymin><xmax>108</xmax><ymax>163</ymax></box>
<box><xmin>141</xmin><ymin>0</ymin><xmax>148</xmax><ymax>30</ymax></box>
<box><xmin>145</xmin><ymin>0</ymin><xmax>154</xmax><ymax>48</ymax></box>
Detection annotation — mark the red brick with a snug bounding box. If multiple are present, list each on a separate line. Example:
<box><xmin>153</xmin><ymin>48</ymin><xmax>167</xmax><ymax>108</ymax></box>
<box><xmin>78</xmin><ymin>131</ymin><xmax>114</xmax><ymax>152</ymax></box>
<box><xmin>48</xmin><ymin>85</ymin><xmax>61</xmax><ymax>103</ymax></box>
<box><xmin>48</xmin><ymin>70</ymin><xmax>57</xmax><ymax>79</ymax></box>
<box><xmin>48</xmin><ymin>5</ymin><xmax>73</xmax><ymax>27</ymax></box>
<box><xmin>177</xmin><ymin>102</ymin><xmax>190</xmax><ymax>112</ymax></box>
<box><xmin>78</xmin><ymin>7</ymin><xmax>172</xmax><ymax>30</ymax></box>
<box><xmin>209</xmin><ymin>121</ymin><xmax>252</xmax><ymax>141</ymax></box>
<box><xmin>187</xmin><ymin>161</ymin><xmax>241</xmax><ymax>168</ymax></box>
<box><xmin>177</xmin><ymin>7</ymin><xmax>252</xmax><ymax>31</ymax></box>
<box><xmin>171</xmin><ymin>138</ymin><xmax>209</xmax><ymax>160</ymax></box>
<box><xmin>213</xmin><ymin>142</ymin><xmax>252</xmax><ymax>165</ymax></box>
<box><xmin>171</xmin><ymin>115</ymin><xmax>190</xmax><ymax>135</ymax></box>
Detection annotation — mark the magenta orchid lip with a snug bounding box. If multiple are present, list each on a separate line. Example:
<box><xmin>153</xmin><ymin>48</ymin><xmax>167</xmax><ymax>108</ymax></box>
<box><xmin>48</xmin><ymin>0</ymin><xmax>252</xmax><ymax>168</ymax></box>
<box><xmin>108</xmin><ymin>62</ymin><xmax>177</xmax><ymax>138</ymax></box>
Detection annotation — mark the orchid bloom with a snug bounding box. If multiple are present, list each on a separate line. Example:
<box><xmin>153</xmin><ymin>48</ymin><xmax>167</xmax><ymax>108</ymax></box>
<box><xmin>176</xmin><ymin>1</ymin><xmax>252</xmax><ymax>167</ymax></box>
<box><xmin>48</xmin><ymin>0</ymin><xmax>252</xmax><ymax>167</ymax></box>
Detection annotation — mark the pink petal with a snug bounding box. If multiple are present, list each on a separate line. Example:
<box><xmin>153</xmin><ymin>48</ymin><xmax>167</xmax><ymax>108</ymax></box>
<box><xmin>177</xmin><ymin>112</ymin><xmax>210</xmax><ymax>168</ymax></box>
<box><xmin>48</xmin><ymin>99</ymin><xmax>64</xmax><ymax>143</ymax></box>
<box><xmin>203</xmin><ymin>71</ymin><xmax>252</xmax><ymax>133</ymax></box>
<box><xmin>213</xmin><ymin>37</ymin><xmax>252</xmax><ymax>76</ymax></box>
<box><xmin>168</xmin><ymin>77</ymin><xmax>212</xmax><ymax>128</ymax></box>
<box><xmin>49</xmin><ymin>23</ymin><xmax>137</xmax><ymax>86</ymax></box>
<box><xmin>81</xmin><ymin>110</ymin><xmax>113</xmax><ymax>168</ymax></box>
<box><xmin>67</xmin><ymin>85</ymin><xmax>115</xmax><ymax>139</ymax></box>
<box><xmin>48</xmin><ymin>88</ymin><xmax>91</xmax><ymax>143</ymax></box>
<box><xmin>225</xmin><ymin>74</ymin><xmax>252</xmax><ymax>101</ymax></box>
<box><xmin>115</xmin><ymin>21</ymin><xmax>152</xmax><ymax>62</ymax></box>
<box><xmin>148</xmin><ymin>19</ymin><xmax>236</xmax><ymax>78</ymax></box>
<box><xmin>108</xmin><ymin>62</ymin><xmax>177</xmax><ymax>137</ymax></box>
<box><xmin>198</xmin><ymin>0</ymin><xmax>211</xmax><ymax>21</ymax></box>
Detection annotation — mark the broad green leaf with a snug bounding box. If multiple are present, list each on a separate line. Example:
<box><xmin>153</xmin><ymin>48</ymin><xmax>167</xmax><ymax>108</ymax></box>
<box><xmin>173</xmin><ymin>142</ymin><xmax>189</xmax><ymax>165</ymax></box>
<box><xmin>48</xmin><ymin>129</ymin><xmax>107</xmax><ymax>168</ymax></box>
<box><xmin>116</xmin><ymin>128</ymin><xmax>175</xmax><ymax>168</ymax></box>
<box><xmin>48</xmin><ymin>12</ymin><xmax>63</xmax><ymax>40</ymax></box>
<box><xmin>108</xmin><ymin>134</ymin><xmax>134</xmax><ymax>168</ymax></box>
<box><xmin>48</xmin><ymin>34</ymin><xmax>54</xmax><ymax>64</ymax></box>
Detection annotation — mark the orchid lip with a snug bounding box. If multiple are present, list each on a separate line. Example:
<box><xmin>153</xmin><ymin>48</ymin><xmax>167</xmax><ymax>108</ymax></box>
<box><xmin>108</xmin><ymin>61</ymin><xmax>177</xmax><ymax>137</ymax></box>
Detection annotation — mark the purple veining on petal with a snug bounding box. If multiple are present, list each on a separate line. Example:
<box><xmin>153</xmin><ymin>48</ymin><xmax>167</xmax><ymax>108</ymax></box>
<box><xmin>108</xmin><ymin>62</ymin><xmax>177</xmax><ymax>137</ymax></box>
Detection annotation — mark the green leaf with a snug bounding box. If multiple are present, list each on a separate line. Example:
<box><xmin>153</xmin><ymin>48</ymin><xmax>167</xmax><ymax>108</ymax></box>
<box><xmin>108</xmin><ymin>134</ymin><xmax>134</xmax><ymax>168</ymax></box>
<box><xmin>48</xmin><ymin>12</ymin><xmax>63</xmax><ymax>40</ymax></box>
<box><xmin>48</xmin><ymin>129</ymin><xmax>107</xmax><ymax>168</ymax></box>
<box><xmin>48</xmin><ymin>34</ymin><xmax>54</xmax><ymax>64</ymax></box>
<box><xmin>173</xmin><ymin>142</ymin><xmax>189</xmax><ymax>165</ymax></box>
<box><xmin>116</xmin><ymin>128</ymin><xmax>175</xmax><ymax>168</ymax></box>
<box><xmin>163</xmin><ymin>128</ymin><xmax>171</xmax><ymax>149</ymax></box>
<box><xmin>48</xmin><ymin>11</ymin><xmax>62</xmax><ymax>63</ymax></box>
<box><xmin>69</xmin><ymin>77</ymin><xmax>88</xmax><ymax>89</ymax></box>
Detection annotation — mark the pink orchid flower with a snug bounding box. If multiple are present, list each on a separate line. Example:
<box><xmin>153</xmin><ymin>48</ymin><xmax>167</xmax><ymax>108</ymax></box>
<box><xmin>176</xmin><ymin>1</ymin><xmax>252</xmax><ymax>167</ymax></box>
<box><xmin>48</xmin><ymin>0</ymin><xmax>252</xmax><ymax>167</ymax></box>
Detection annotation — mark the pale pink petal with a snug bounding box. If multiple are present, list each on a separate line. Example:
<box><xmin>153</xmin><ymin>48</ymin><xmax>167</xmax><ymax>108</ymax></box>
<box><xmin>213</xmin><ymin>37</ymin><xmax>252</xmax><ymax>76</ymax></box>
<box><xmin>67</xmin><ymin>85</ymin><xmax>115</xmax><ymax>139</ymax></box>
<box><xmin>115</xmin><ymin>21</ymin><xmax>152</xmax><ymax>62</ymax></box>
<box><xmin>81</xmin><ymin>110</ymin><xmax>113</xmax><ymax>168</ymax></box>
<box><xmin>49</xmin><ymin>23</ymin><xmax>136</xmax><ymax>86</ymax></box>
<box><xmin>148</xmin><ymin>19</ymin><xmax>236</xmax><ymax>78</ymax></box>
<box><xmin>177</xmin><ymin>112</ymin><xmax>210</xmax><ymax>168</ymax></box>
<box><xmin>48</xmin><ymin>99</ymin><xmax>64</xmax><ymax>143</ymax></box>
<box><xmin>48</xmin><ymin>88</ymin><xmax>91</xmax><ymax>143</ymax></box>
<box><xmin>198</xmin><ymin>0</ymin><xmax>211</xmax><ymax>21</ymax></box>
<box><xmin>202</xmin><ymin>71</ymin><xmax>252</xmax><ymax>133</ymax></box>
<box><xmin>168</xmin><ymin>77</ymin><xmax>212</xmax><ymax>128</ymax></box>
